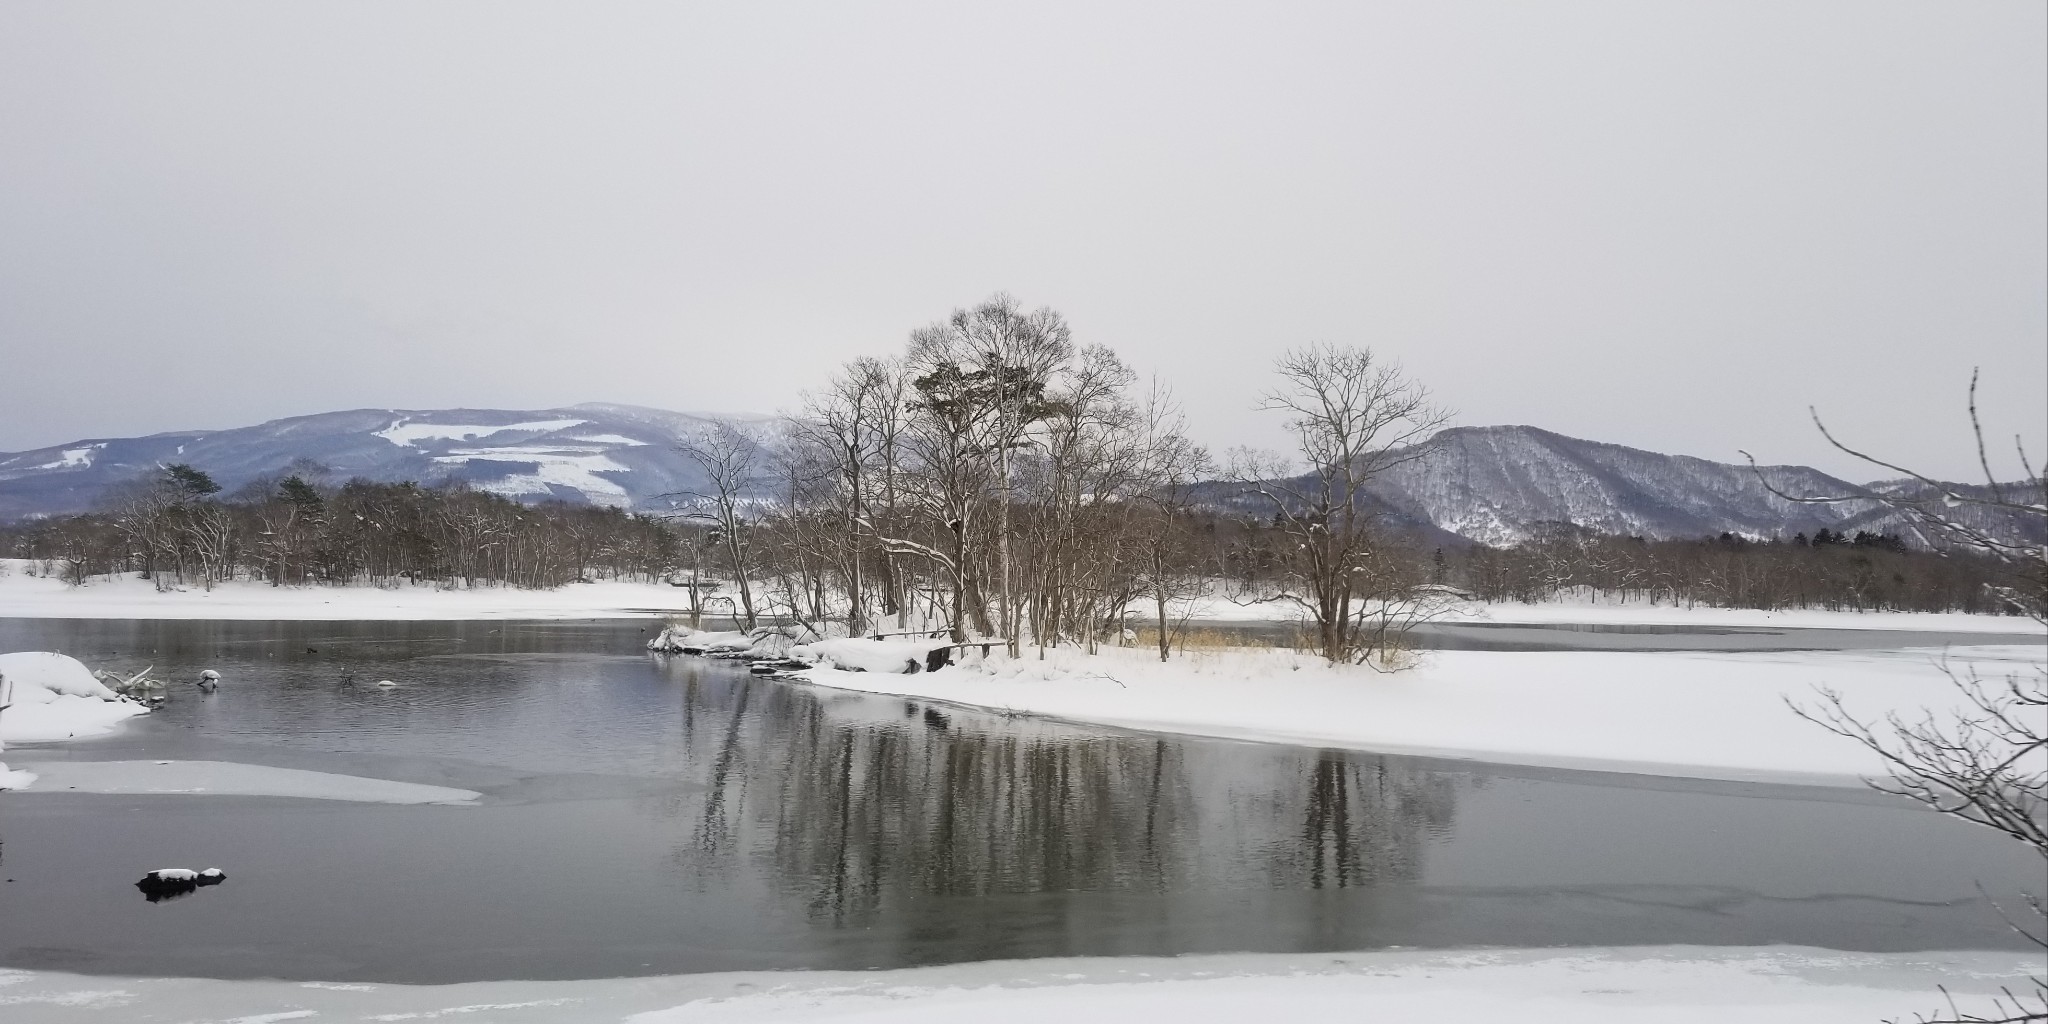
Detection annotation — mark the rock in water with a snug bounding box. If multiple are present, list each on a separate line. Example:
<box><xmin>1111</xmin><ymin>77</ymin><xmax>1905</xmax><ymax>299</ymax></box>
<box><xmin>136</xmin><ymin>867</ymin><xmax>227</xmax><ymax>903</ymax></box>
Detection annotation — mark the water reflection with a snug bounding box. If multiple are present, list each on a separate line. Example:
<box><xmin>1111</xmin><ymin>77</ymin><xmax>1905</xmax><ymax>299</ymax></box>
<box><xmin>0</xmin><ymin>618</ymin><xmax>2039</xmax><ymax>983</ymax></box>
<box><xmin>1291</xmin><ymin>756</ymin><xmax>1459</xmax><ymax>889</ymax></box>
<box><xmin>646</xmin><ymin>653</ymin><xmax>1471</xmax><ymax>931</ymax></box>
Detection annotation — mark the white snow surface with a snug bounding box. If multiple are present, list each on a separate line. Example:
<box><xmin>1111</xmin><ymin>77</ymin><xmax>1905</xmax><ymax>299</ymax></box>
<box><xmin>0</xmin><ymin>947</ymin><xmax>2034</xmax><ymax>1024</ymax></box>
<box><xmin>4</xmin><ymin>561</ymin><xmax>2035</xmax><ymax>634</ymax></box>
<box><xmin>0</xmin><ymin>651</ymin><xmax>120</xmax><ymax>700</ymax></box>
<box><xmin>373</xmin><ymin>418</ymin><xmax>587</xmax><ymax>447</ymax></box>
<box><xmin>1159</xmin><ymin>590</ymin><xmax>2042</xmax><ymax>634</ymax></box>
<box><xmin>7</xmin><ymin>760</ymin><xmax>482</xmax><ymax>804</ymax></box>
<box><xmin>793</xmin><ymin>642</ymin><xmax>2046</xmax><ymax>784</ymax></box>
<box><xmin>792</xmin><ymin>637</ymin><xmax>950</xmax><ymax>674</ymax></box>
<box><xmin>0</xmin><ymin>652</ymin><xmax>148</xmax><ymax>751</ymax></box>
<box><xmin>0</xmin><ymin>561</ymin><xmax>700</xmax><ymax>620</ymax></box>
<box><xmin>430</xmin><ymin>448</ymin><xmax>632</xmax><ymax>500</ymax></box>
<box><xmin>1444</xmin><ymin>598</ymin><xmax>2044</xmax><ymax>634</ymax></box>
<box><xmin>31</xmin><ymin>445</ymin><xmax>102</xmax><ymax>471</ymax></box>
<box><xmin>144</xmin><ymin>868</ymin><xmax>199</xmax><ymax>881</ymax></box>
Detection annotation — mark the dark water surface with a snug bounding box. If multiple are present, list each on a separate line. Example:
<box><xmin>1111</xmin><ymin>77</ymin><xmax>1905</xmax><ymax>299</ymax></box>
<box><xmin>0</xmin><ymin>618</ymin><xmax>2037</xmax><ymax>983</ymax></box>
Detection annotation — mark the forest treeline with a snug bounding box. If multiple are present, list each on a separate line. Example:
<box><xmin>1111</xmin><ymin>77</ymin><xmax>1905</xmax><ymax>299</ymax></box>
<box><xmin>0</xmin><ymin>467</ymin><xmax>679</xmax><ymax>589</ymax></box>
<box><xmin>1443</xmin><ymin>524</ymin><xmax>2019</xmax><ymax>615</ymax></box>
<box><xmin>0</xmin><ymin>455</ymin><xmax>2023</xmax><ymax>622</ymax></box>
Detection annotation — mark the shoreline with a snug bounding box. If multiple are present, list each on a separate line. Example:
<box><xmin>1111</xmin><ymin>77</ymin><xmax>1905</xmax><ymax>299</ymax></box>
<box><xmin>777</xmin><ymin>641</ymin><xmax>2045</xmax><ymax>786</ymax></box>
<box><xmin>0</xmin><ymin>946</ymin><xmax>2035</xmax><ymax>1024</ymax></box>
<box><xmin>3</xmin><ymin>561</ymin><xmax>2042</xmax><ymax>632</ymax></box>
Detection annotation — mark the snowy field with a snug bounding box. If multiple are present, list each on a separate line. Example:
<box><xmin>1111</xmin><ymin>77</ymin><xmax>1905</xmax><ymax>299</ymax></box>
<box><xmin>787</xmin><ymin>641</ymin><xmax>2046</xmax><ymax>785</ymax></box>
<box><xmin>0</xmin><ymin>946</ymin><xmax>2035</xmax><ymax>1024</ymax></box>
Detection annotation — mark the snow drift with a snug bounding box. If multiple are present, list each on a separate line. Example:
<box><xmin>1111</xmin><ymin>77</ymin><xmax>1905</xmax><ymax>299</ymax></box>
<box><xmin>0</xmin><ymin>651</ymin><xmax>150</xmax><ymax>789</ymax></box>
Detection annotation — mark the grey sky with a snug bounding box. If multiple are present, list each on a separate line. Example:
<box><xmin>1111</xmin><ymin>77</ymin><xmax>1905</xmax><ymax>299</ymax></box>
<box><xmin>1</xmin><ymin>1</ymin><xmax>2041</xmax><ymax>482</ymax></box>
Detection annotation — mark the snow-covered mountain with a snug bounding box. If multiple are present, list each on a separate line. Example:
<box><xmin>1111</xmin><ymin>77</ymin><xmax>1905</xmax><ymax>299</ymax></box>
<box><xmin>1363</xmin><ymin>425</ymin><xmax>1874</xmax><ymax>545</ymax></box>
<box><xmin>1200</xmin><ymin>425</ymin><xmax>2039</xmax><ymax>547</ymax></box>
<box><xmin>0</xmin><ymin>404</ymin><xmax>777</xmax><ymax>520</ymax></box>
<box><xmin>1</xmin><ymin>413</ymin><xmax>2032</xmax><ymax>547</ymax></box>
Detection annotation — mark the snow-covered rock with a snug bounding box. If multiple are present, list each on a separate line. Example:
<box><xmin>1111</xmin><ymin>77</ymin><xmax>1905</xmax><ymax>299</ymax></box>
<box><xmin>136</xmin><ymin>866</ymin><xmax>227</xmax><ymax>901</ymax></box>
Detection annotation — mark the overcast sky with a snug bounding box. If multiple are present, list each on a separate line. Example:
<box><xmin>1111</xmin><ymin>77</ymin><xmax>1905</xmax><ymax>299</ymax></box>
<box><xmin>1</xmin><ymin>1</ymin><xmax>2041</xmax><ymax>481</ymax></box>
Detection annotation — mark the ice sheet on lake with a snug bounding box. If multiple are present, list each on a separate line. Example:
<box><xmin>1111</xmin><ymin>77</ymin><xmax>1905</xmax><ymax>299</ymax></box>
<box><xmin>0</xmin><ymin>946</ymin><xmax>2036</xmax><ymax>1024</ymax></box>
<box><xmin>7</xmin><ymin>760</ymin><xmax>481</xmax><ymax>804</ymax></box>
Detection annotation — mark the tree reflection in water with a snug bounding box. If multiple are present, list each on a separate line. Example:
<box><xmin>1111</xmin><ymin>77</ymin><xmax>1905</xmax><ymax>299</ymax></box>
<box><xmin>1291</xmin><ymin>755</ymin><xmax>1462</xmax><ymax>889</ymax></box>
<box><xmin>653</xmin><ymin>656</ymin><xmax>1468</xmax><ymax>934</ymax></box>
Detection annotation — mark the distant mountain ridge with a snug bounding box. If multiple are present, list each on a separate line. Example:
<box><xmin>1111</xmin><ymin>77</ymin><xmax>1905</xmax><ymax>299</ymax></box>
<box><xmin>0</xmin><ymin>404</ymin><xmax>774</xmax><ymax>521</ymax></box>
<box><xmin>1</xmin><ymin>410</ymin><xmax>2032</xmax><ymax>548</ymax></box>
<box><xmin>1368</xmin><ymin>425</ymin><xmax>1881</xmax><ymax>545</ymax></box>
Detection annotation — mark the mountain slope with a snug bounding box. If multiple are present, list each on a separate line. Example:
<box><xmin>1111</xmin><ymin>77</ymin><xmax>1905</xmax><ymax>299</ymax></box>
<box><xmin>1366</xmin><ymin>426</ymin><xmax>1880</xmax><ymax>545</ymax></box>
<box><xmin>0</xmin><ymin>404</ymin><xmax>767</xmax><ymax>520</ymax></box>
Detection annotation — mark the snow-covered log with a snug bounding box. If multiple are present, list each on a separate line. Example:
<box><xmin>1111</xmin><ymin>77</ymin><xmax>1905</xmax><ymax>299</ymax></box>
<box><xmin>790</xmin><ymin>638</ymin><xmax>956</xmax><ymax>674</ymax></box>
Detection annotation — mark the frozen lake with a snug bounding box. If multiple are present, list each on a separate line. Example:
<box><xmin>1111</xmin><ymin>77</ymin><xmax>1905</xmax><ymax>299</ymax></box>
<box><xmin>0</xmin><ymin>618</ymin><xmax>2038</xmax><ymax>983</ymax></box>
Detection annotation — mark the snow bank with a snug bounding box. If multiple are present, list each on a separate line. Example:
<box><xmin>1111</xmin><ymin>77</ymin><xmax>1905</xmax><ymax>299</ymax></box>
<box><xmin>0</xmin><ymin>651</ymin><xmax>121</xmax><ymax>700</ymax></box>
<box><xmin>790</xmin><ymin>642</ymin><xmax>2045</xmax><ymax>784</ymax></box>
<box><xmin>793</xmin><ymin>637</ymin><xmax>951</xmax><ymax>674</ymax></box>
<box><xmin>0</xmin><ymin>947</ymin><xmax>2034</xmax><ymax>1024</ymax></box>
<box><xmin>7</xmin><ymin>760</ymin><xmax>483</xmax><ymax>804</ymax></box>
<box><xmin>0</xmin><ymin>559</ymin><xmax>703</xmax><ymax>621</ymax></box>
<box><xmin>0</xmin><ymin>652</ymin><xmax>149</xmax><ymax>752</ymax></box>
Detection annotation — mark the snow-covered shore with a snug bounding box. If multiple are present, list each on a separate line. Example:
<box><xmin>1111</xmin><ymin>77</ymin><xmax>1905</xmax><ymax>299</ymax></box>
<box><xmin>0</xmin><ymin>946</ymin><xmax>2034</xmax><ymax>1024</ymax></box>
<box><xmin>785</xmin><ymin>642</ymin><xmax>2045</xmax><ymax>785</ymax></box>
<box><xmin>1166</xmin><ymin>587</ymin><xmax>2042</xmax><ymax>634</ymax></box>
<box><xmin>0</xmin><ymin>651</ymin><xmax>152</xmax><ymax>788</ymax></box>
<box><xmin>3</xmin><ymin>560</ymin><xmax>2041</xmax><ymax>633</ymax></box>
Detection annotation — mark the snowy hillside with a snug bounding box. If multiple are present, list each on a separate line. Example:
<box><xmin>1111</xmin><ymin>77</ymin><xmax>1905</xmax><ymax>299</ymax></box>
<box><xmin>0</xmin><ymin>404</ymin><xmax>775</xmax><ymax>519</ymax></box>
<box><xmin>1201</xmin><ymin>425</ymin><xmax>2040</xmax><ymax>547</ymax></box>
<box><xmin>1364</xmin><ymin>426</ymin><xmax>1875</xmax><ymax>545</ymax></box>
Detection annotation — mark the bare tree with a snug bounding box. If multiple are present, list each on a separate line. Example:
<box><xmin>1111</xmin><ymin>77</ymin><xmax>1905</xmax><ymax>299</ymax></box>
<box><xmin>674</xmin><ymin>424</ymin><xmax>765</xmax><ymax>630</ymax></box>
<box><xmin>792</xmin><ymin>357</ymin><xmax>896</xmax><ymax>637</ymax></box>
<box><xmin>1236</xmin><ymin>344</ymin><xmax>1452</xmax><ymax>665</ymax></box>
<box><xmin>1753</xmin><ymin>373</ymin><xmax>2045</xmax><ymax>1024</ymax></box>
<box><xmin>1130</xmin><ymin>382</ymin><xmax>1212</xmax><ymax>661</ymax></box>
<box><xmin>905</xmin><ymin>294</ymin><xmax>1074</xmax><ymax>649</ymax></box>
